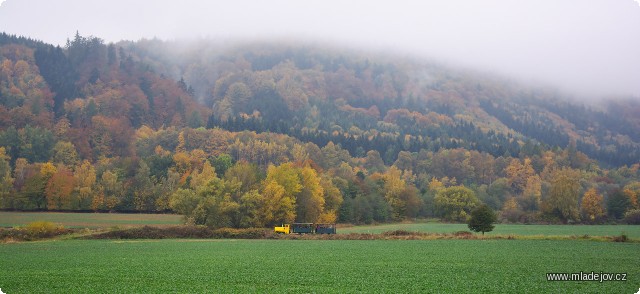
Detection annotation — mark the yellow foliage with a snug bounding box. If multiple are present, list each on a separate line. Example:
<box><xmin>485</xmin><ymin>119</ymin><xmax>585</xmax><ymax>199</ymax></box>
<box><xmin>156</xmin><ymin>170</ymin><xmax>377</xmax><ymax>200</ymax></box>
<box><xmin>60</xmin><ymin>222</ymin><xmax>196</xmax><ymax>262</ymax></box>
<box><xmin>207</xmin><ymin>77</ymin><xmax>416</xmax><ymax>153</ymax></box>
<box><xmin>135</xmin><ymin>125</ymin><xmax>155</xmax><ymax>139</ymax></box>
<box><xmin>623</xmin><ymin>188</ymin><xmax>638</xmax><ymax>209</ymax></box>
<box><xmin>173</xmin><ymin>151</ymin><xmax>191</xmax><ymax>174</ymax></box>
<box><xmin>581</xmin><ymin>188</ymin><xmax>604</xmax><ymax>221</ymax></box>
<box><xmin>317</xmin><ymin>211</ymin><xmax>338</xmax><ymax>223</ymax></box>
<box><xmin>428</xmin><ymin>177</ymin><xmax>444</xmax><ymax>192</ymax></box>
<box><xmin>502</xmin><ymin>197</ymin><xmax>519</xmax><ymax>212</ymax></box>
<box><xmin>190</xmin><ymin>160</ymin><xmax>217</xmax><ymax>189</ymax></box>
<box><xmin>154</xmin><ymin>145</ymin><xmax>170</xmax><ymax>157</ymax></box>
<box><xmin>40</xmin><ymin>162</ymin><xmax>57</xmax><ymax>178</ymax></box>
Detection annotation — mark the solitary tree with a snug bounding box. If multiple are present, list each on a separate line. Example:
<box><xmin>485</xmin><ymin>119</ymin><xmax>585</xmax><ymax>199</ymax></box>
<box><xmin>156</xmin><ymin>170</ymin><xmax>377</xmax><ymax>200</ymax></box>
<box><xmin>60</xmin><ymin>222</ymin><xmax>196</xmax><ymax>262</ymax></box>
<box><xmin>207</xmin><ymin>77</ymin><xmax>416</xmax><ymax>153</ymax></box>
<box><xmin>468</xmin><ymin>204</ymin><xmax>497</xmax><ymax>235</ymax></box>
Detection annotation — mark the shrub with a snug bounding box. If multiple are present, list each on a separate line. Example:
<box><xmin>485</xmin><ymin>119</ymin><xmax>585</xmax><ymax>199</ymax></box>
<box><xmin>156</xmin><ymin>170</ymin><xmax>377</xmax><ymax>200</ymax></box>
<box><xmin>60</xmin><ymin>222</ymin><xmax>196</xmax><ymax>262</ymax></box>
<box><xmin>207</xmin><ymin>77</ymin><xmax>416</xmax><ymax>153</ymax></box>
<box><xmin>23</xmin><ymin>221</ymin><xmax>69</xmax><ymax>239</ymax></box>
<box><xmin>0</xmin><ymin>221</ymin><xmax>71</xmax><ymax>242</ymax></box>
<box><xmin>25</xmin><ymin>221</ymin><xmax>62</xmax><ymax>235</ymax></box>
<box><xmin>623</xmin><ymin>209</ymin><xmax>640</xmax><ymax>225</ymax></box>
<box><xmin>453</xmin><ymin>231</ymin><xmax>473</xmax><ymax>237</ymax></box>
<box><xmin>612</xmin><ymin>234</ymin><xmax>628</xmax><ymax>243</ymax></box>
<box><xmin>382</xmin><ymin>230</ymin><xmax>417</xmax><ymax>236</ymax></box>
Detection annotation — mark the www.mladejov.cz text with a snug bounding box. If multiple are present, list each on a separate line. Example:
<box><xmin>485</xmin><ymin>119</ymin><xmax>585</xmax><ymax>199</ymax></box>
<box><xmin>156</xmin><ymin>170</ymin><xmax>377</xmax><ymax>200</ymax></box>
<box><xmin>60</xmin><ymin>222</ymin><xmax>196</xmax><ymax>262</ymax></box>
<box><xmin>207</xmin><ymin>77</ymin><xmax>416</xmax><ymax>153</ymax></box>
<box><xmin>546</xmin><ymin>272</ymin><xmax>627</xmax><ymax>283</ymax></box>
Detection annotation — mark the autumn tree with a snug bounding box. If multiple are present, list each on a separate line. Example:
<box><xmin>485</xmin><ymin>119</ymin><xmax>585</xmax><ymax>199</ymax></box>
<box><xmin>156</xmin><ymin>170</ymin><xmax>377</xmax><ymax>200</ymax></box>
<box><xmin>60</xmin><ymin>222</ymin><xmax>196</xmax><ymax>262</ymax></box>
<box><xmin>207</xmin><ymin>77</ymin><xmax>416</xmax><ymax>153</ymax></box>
<box><xmin>154</xmin><ymin>169</ymin><xmax>180</xmax><ymax>211</ymax></box>
<box><xmin>0</xmin><ymin>147</ymin><xmax>14</xmax><ymax>209</ymax></box>
<box><xmin>192</xmin><ymin>177</ymin><xmax>240</xmax><ymax>228</ymax></box>
<box><xmin>20</xmin><ymin>162</ymin><xmax>56</xmax><ymax>209</ymax></box>
<box><xmin>73</xmin><ymin>160</ymin><xmax>96</xmax><ymax>209</ymax></box>
<box><xmin>379</xmin><ymin>166</ymin><xmax>422</xmax><ymax>220</ymax></box>
<box><xmin>169</xmin><ymin>164</ymin><xmax>241</xmax><ymax>228</ymax></box>
<box><xmin>500</xmin><ymin>197</ymin><xmax>521</xmax><ymax>223</ymax></box>
<box><xmin>224</xmin><ymin>161</ymin><xmax>261</xmax><ymax>194</ymax></box>
<box><xmin>623</xmin><ymin>186</ymin><xmax>638</xmax><ymax>210</ymax></box>
<box><xmin>133</xmin><ymin>161</ymin><xmax>156</xmax><ymax>211</ymax></box>
<box><xmin>580</xmin><ymin>187</ymin><xmax>605</xmax><ymax>223</ymax></box>
<box><xmin>189</xmin><ymin>160</ymin><xmax>216</xmax><ymax>190</ymax></box>
<box><xmin>265</xmin><ymin>163</ymin><xmax>302</xmax><ymax>201</ymax></box>
<box><xmin>95</xmin><ymin>170</ymin><xmax>124</xmax><ymax>211</ymax></box>
<box><xmin>45</xmin><ymin>165</ymin><xmax>75</xmax><ymax>210</ymax></box>
<box><xmin>52</xmin><ymin>141</ymin><xmax>79</xmax><ymax>167</ymax></box>
<box><xmin>435</xmin><ymin>186</ymin><xmax>480</xmax><ymax>222</ymax></box>
<box><xmin>296</xmin><ymin>166</ymin><xmax>325</xmax><ymax>222</ymax></box>
<box><xmin>238</xmin><ymin>189</ymin><xmax>264</xmax><ymax>227</ymax></box>
<box><xmin>543</xmin><ymin>167</ymin><xmax>581</xmax><ymax>223</ymax></box>
<box><xmin>520</xmin><ymin>174</ymin><xmax>542</xmax><ymax>211</ymax></box>
<box><xmin>505</xmin><ymin>158</ymin><xmax>535</xmax><ymax>195</ymax></box>
<box><xmin>380</xmin><ymin>166</ymin><xmax>406</xmax><ymax>221</ymax></box>
<box><xmin>261</xmin><ymin>180</ymin><xmax>295</xmax><ymax>226</ymax></box>
<box><xmin>318</xmin><ymin>176</ymin><xmax>343</xmax><ymax>223</ymax></box>
<box><xmin>169</xmin><ymin>188</ymin><xmax>200</xmax><ymax>224</ymax></box>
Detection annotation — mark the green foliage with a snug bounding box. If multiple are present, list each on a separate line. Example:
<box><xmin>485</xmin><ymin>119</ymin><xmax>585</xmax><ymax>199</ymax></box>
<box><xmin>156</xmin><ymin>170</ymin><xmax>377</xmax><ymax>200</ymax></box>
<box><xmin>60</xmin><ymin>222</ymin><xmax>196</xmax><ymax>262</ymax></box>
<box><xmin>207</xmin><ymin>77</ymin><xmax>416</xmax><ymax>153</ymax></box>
<box><xmin>467</xmin><ymin>204</ymin><xmax>497</xmax><ymax>235</ymax></box>
<box><xmin>435</xmin><ymin>186</ymin><xmax>480</xmax><ymax>222</ymax></box>
<box><xmin>607</xmin><ymin>189</ymin><xmax>631</xmax><ymax>220</ymax></box>
<box><xmin>543</xmin><ymin>168</ymin><xmax>581</xmax><ymax>223</ymax></box>
<box><xmin>212</xmin><ymin>153</ymin><xmax>233</xmax><ymax>177</ymax></box>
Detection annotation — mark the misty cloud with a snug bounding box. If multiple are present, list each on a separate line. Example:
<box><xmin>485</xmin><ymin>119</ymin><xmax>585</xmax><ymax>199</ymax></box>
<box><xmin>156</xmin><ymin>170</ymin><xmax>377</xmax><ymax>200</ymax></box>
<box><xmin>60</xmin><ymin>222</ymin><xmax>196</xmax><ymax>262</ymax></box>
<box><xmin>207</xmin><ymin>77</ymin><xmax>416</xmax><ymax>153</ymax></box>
<box><xmin>0</xmin><ymin>0</ymin><xmax>639</xmax><ymax>98</ymax></box>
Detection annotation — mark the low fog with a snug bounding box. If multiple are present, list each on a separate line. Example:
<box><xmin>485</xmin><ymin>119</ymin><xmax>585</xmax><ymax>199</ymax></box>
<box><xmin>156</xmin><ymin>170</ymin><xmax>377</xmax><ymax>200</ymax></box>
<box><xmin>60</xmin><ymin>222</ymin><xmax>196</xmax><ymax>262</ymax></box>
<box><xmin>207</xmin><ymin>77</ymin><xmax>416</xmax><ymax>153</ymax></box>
<box><xmin>1</xmin><ymin>0</ymin><xmax>639</xmax><ymax>99</ymax></box>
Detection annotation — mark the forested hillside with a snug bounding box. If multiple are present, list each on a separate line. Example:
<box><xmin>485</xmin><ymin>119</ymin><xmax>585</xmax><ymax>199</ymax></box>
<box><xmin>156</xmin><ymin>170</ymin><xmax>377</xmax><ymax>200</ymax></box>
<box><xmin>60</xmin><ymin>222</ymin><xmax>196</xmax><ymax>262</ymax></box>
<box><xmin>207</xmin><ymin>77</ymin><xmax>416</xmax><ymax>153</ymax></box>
<box><xmin>0</xmin><ymin>32</ymin><xmax>638</xmax><ymax>226</ymax></box>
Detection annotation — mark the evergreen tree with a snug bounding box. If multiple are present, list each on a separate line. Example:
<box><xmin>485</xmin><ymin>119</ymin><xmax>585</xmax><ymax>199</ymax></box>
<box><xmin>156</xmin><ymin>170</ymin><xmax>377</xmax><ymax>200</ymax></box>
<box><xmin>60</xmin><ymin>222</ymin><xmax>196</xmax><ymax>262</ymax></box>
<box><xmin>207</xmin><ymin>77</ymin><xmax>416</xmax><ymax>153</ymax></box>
<box><xmin>468</xmin><ymin>204</ymin><xmax>497</xmax><ymax>235</ymax></box>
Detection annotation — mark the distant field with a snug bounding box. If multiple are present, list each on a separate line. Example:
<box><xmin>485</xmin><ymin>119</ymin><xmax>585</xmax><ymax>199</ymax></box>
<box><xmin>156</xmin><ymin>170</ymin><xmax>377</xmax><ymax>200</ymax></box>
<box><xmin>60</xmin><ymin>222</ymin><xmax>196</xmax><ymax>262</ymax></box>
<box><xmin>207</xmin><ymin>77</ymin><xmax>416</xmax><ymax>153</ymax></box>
<box><xmin>339</xmin><ymin>222</ymin><xmax>640</xmax><ymax>238</ymax></box>
<box><xmin>0</xmin><ymin>239</ymin><xmax>638</xmax><ymax>293</ymax></box>
<box><xmin>0</xmin><ymin>212</ymin><xmax>182</xmax><ymax>228</ymax></box>
<box><xmin>2</xmin><ymin>212</ymin><xmax>638</xmax><ymax>239</ymax></box>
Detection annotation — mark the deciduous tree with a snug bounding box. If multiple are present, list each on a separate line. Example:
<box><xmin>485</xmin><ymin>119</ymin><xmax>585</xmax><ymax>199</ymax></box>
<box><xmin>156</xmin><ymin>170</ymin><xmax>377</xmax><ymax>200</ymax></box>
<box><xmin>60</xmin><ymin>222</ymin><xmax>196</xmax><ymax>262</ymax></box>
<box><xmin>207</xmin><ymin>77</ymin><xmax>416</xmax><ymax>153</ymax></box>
<box><xmin>580</xmin><ymin>187</ymin><xmax>604</xmax><ymax>223</ymax></box>
<box><xmin>543</xmin><ymin>168</ymin><xmax>581</xmax><ymax>223</ymax></box>
<box><xmin>45</xmin><ymin>166</ymin><xmax>75</xmax><ymax>210</ymax></box>
<box><xmin>74</xmin><ymin>160</ymin><xmax>96</xmax><ymax>209</ymax></box>
<box><xmin>0</xmin><ymin>147</ymin><xmax>14</xmax><ymax>209</ymax></box>
<box><xmin>435</xmin><ymin>185</ymin><xmax>480</xmax><ymax>222</ymax></box>
<box><xmin>296</xmin><ymin>166</ymin><xmax>324</xmax><ymax>222</ymax></box>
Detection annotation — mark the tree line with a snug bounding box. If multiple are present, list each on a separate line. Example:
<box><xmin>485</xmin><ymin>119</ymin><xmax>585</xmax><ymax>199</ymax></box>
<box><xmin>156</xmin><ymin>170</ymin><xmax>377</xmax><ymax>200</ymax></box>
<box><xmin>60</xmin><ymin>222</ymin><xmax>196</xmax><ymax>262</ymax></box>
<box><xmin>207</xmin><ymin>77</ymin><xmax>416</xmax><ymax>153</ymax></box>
<box><xmin>0</xmin><ymin>32</ymin><xmax>639</xmax><ymax>227</ymax></box>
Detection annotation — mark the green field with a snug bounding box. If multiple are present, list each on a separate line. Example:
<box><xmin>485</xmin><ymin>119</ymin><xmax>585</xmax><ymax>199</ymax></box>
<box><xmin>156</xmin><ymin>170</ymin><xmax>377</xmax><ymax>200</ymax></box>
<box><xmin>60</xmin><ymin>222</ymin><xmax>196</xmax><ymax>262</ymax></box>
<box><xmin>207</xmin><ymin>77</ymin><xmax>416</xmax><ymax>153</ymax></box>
<box><xmin>0</xmin><ymin>239</ymin><xmax>638</xmax><ymax>293</ymax></box>
<box><xmin>0</xmin><ymin>212</ymin><xmax>182</xmax><ymax>228</ymax></box>
<box><xmin>2</xmin><ymin>212</ymin><xmax>639</xmax><ymax>239</ymax></box>
<box><xmin>340</xmin><ymin>222</ymin><xmax>640</xmax><ymax>239</ymax></box>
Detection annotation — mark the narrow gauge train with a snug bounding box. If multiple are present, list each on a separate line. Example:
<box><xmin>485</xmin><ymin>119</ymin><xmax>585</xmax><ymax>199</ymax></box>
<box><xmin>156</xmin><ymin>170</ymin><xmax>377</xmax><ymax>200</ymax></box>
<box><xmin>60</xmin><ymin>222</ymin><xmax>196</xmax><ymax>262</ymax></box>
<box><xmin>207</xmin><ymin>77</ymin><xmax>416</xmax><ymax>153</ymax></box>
<box><xmin>274</xmin><ymin>223</ymin><xmax>337</xmax><ymax>234</ymax></box>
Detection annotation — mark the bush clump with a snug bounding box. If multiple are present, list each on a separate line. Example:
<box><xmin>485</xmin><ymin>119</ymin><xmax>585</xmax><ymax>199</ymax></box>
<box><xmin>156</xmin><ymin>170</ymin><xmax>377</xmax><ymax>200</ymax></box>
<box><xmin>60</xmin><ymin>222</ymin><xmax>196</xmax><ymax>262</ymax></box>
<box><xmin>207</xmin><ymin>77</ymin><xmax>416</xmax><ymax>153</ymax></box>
<box><xmin>612</xmin><ymin>234</ymin><xmax>628</xmax><ymax>242</ymax></box>
<box><xmin>382</xmin><ymin>230</ymin><xmax>420</xmax><ymax>236</ymax></box>
<box><xmin>25</xmin><ymin>221</ymin><xmax>64</xmax><ymax>236</ymax></box>
<box><xmin>1</xmin><ymin>221</ymin><xmax>71</xmax><ymax>242</ymax></box>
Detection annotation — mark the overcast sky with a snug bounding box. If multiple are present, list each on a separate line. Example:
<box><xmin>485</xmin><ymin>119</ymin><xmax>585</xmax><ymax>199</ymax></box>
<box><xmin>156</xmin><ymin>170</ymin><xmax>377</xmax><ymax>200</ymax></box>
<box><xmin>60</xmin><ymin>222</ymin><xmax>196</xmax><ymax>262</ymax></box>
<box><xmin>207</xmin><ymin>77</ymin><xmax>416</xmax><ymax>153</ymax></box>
<box><xmin>1</xmin><ymin>0</ymin><xmax>639</xmax><ymax>99</ymax></box>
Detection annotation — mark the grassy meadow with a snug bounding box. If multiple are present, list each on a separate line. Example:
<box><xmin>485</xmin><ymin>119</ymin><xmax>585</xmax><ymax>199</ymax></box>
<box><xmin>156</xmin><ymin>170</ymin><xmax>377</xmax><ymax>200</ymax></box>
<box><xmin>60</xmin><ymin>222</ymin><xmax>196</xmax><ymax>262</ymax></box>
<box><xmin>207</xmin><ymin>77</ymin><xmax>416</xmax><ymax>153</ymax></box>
<box><xmin>339</xmin><ymin>222</ymin><xmax>640</xmax><ymax>239</ymax></box>
<box><xmin>0</xmin><ymin>211</ymin><xmax>182</xmax><ymax>228</ymax></box>
<box><xmin>1</xmin><ymin>239</ymin><xmax>638</xmax><ymax>293</ymax></box>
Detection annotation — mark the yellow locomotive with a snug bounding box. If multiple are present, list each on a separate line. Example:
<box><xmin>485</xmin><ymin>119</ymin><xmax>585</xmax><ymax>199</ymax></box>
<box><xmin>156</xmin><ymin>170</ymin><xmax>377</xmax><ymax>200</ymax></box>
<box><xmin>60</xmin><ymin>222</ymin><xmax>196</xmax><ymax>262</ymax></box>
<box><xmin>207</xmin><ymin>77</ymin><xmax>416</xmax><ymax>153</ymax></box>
<box><xmin>274</xmin><ymin>223</ymin><xmax>336</xmax><ymax>234</ymax></box>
